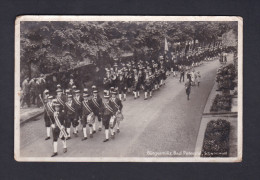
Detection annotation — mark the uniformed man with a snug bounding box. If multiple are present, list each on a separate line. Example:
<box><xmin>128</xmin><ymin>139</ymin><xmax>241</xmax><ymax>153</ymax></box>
<box><xmin>185</xmin><ymin>79</ymin><xmax>192</xmax><ymax>100</ymax></box>
<box><xmin>64</xmin><ymin>94</ymin><xmax>77</xmax><ymax>140</ymax></box>
<box><xmin>179</xmin><ymin>65</ymin><xmax>185</xmax><ymax>83</ymax></box>
<box><xmin>110</xmin><ymin>90</ymin><xmax>123</xmax><ymax>133</ymax></box>
<box><xmin>56</xmin><ymin>88</ymin><xmax>66</xmax><ymax>111</ymax></box>
<box><xmin>51</xmin><ymin>102</ymin><xmax>68</xmax><ymax>157</ymax></box>
<box><xmin>100</xmin><ymin>91</ymin><xmax>116</xmax><ymax>142</ymax></box>
<box><xmin>68</xmin><ymin>78</ymin><xmax>75</xmax><ymax>91</ymax></box>
<box><xmin>44</xmin><ymin>95</ymin><xmax>54</xmax><ymax>140</ymax></box>
<box><xmin>81</xmin><ymin>91</ymin><xmax>95</xmax><ymax>140</ymax></box>
<box><xmin>73</xmin><ymin>90</ymin><xmax>82</xmax><ymax>136</ymax></box>
<box><xmin>144</xmin><ymin>71</ymin><xmax>153</xmax><ymax>100</ymax></box>
<box><xmin>103</xmin><ymin>77</ymin><xmax>110</xmax><ymax>94</ymax></box>
<box><xmin>91</xmin><ymin>87</ymin><xmax>103</xmax><ymax>132</ymax></box>
<box><xmin>117</xmin><ymin>71</ymin><xmax>127</xmax><ymax>101</ymax></box>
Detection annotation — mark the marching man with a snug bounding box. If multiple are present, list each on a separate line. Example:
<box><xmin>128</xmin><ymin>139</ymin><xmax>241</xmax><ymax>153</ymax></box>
<box><xmin>73</xmin><ymin>90</ymin><xmax>82</xmax><ymax>136</ymax></box>
<box><xmin>185</xmin><ymin>79</ymin><xmax>192</xmax><ymax>100</ymax></box>
<box><xmin>56</xmin><ymin>88</ymin><xmax>66</xmax><ymax>111</ymax></box>
<box><xmin>144</xmin><ymin>71</ymin><xmax>153</xmax><ymax>100</ymax></box>
<box><xmin>43</xmin><ymin>95</ymin><xmax>54</xmax><ymax>140</ymax></box>
<box><xmin>51</xmin><ymin>102</ymin><xmax>68</xmax><ymax>157</ymax></box>
<box><xmin>81</xmin><ymin>91</ymin><xmax>95</xmax><ymax>140</ymax></box>
<box><xmin>110</xmin><ymin>90</ymin><xmax>123</xmax><ymax>133</ymax></box>
<box><xmin>91</xmin><ymin>87</ymin><xmax>103</xmax><ymax>132</ymax></box>
<box><xmin>64</xmin><ymin>94</ymin><xmax>78</xmax><ymax>140</ymax></box>
<box><xmin>117</xmin><ymin>71</ymin><xmax>127</xmax><ymax>101</ymax></box>
<box><xmin>101</xmin><ymin>91</ymin><xmax>116</xmax><ymax>142</ymax></box>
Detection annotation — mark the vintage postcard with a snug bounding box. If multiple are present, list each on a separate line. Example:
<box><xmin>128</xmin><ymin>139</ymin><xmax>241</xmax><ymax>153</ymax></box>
<box><xmin>14</xmin><ymin>16</ymin><xmax>243</xmax><ymax>162</ymax></box>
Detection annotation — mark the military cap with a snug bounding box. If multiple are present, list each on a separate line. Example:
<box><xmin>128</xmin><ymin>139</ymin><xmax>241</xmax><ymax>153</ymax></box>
<box><xmin>56</xmin><ymin>88</ymin><xmax>62</xmax><ymax>93</ymax></box>
<box><xmin>74</xmin><ymin>90</ymin><xmax>80</xmax><ymax>93</ymax></box>
<box><xmin>93</xmin><ymin>89</ymin><xmax>98</xmax><ymax>93</ymax></box>
<box><xmin>111</xmin><ymin>90</ymin><xmax>117</xmax><ymax>95</ymax></box>
<box><xmin>67</xmin><ymin>94</ymin><xmax>73</xmax><ymax>98</ymax></box>
<box><xmin>53</xmin><ymin>102</ymin><xmax>61</xmax><ymax>107</ymax></box>
<box><xmin>103</xmin><ymin>91</ymin><xmax>110</xmax><ymax>99</ymax></box>
<box><xmin>83</xmin><ymin>93</ymin><xmax>90</xmax><ymax>97</ymax></box>
<box><xmin>48</xmin><ymin>96</ymin><xmax>53</xmax><ymax>99</ymax></box>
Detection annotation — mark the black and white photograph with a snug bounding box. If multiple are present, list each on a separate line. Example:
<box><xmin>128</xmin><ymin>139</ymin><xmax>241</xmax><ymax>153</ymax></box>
<box><xmin>14</xmin><ymin>16</ymin><xmax>242</xmax><ymax>162</ymax></box>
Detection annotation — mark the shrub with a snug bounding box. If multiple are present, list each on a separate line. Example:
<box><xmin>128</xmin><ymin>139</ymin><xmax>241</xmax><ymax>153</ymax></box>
<box><xmin>201</xmin><ymin>119</ymin><xmax>230</xmax><ymax>157</ymax></box>
<box><xmin>210</xmin><ymin>94</ymin><xmax>232</xmax><ymax>112</ymax></box>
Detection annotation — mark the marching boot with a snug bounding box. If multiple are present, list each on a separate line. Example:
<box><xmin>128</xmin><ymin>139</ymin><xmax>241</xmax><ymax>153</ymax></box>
<box><xmin>76</xmin><ymin>126</ymin><xmax>79</xmax><ymax>134</ymax></box>
<box><xmin>93</xmin><ymin>123</ymin><xmax>96</xmax><ymax>133</ymax></box>
<box><xmin>45</xmin><ymin>127</ymin><xmax>51</xmax><ymax>140</ymax></box>
<box><xmin>123</xmin><ymin>94</ymin><xmax>126</xmax><ymax>101</ymax></box>
<box><xmin>116</xmin><ymin>121</ymin><xmax>120</xmax><ymax>133</ymax></box>
<box><xmin>73</xmin><ymin>127</ymin><xmax>78</xmax><ymax>137</ymax></box>
<box><xmin>89</xmin><ymin>126</ymin><xmax>93</xmax><ymax>138</ymax></box>
<box><xmin>51</xmin><ymin>152</ymin><xmax>58</xmax><ymax>157</ymax></box>
<box><xmin>98</xmin><ymin>121</ymin><xmax>102</xmax><ymax>131</ymax></box>
<box><xmin>144</xmin><ymin>92</ymin><xmax>148</xmax><ymax>100</ymax></box>
<box><xmin>103</xmin><ymin>129</ymin><xmax>109</xmax><ymax>142</ymax></box>
<box><xmin>134</xmin><ymin>91</ymin><xmax>137</xmax><ymax>99</ymax></box>
<box><xmin>149</xmin><ymin>91</ymin><xmax>153</xmax><ymax>98</ymax></box>
<box><xmin>119</xmin><ymin>94</ymin><xmax>122</xmax><ymax>101</ymax></box>
<box><xmin>110</xmin><ymin>128</ymin><xmax>115</xmax><ymax>139</ymax></box>
<box><xmin>62</xmin><ymin>140</ymin><xmax>67</xmax><ymax>153</ymax></box>
<box><xmin>137</xmin><ymin>91</ymin><xmax>140</xmax><ymax>98</ymax></box>
<box><xmin>82</xmin><ymin>127</ymin><xmax>88</xmax><ymax>141</ymax></box>
<box><xmin>51</xmin><ymin>142</ymin><xmax>58</xmax><ymax>157</ymax></box>
<box><xmin>66</xmin><ymin>128</ymin><xmax>71</xmax><ymax>140</ymax></box>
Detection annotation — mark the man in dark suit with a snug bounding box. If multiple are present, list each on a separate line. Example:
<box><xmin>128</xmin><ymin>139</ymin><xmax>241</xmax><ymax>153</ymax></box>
<box><xmin>51</xmin><ymin>103</ymin><xmax>67</xmax><ymax>157</ymax></box>
<box><xmin>185</xmin><ymin>79</ymin><xmax>192</xmax><ymax>100</ymax></box>
<box><xmin>64</xmin><ymin>95</ymin><xmax>78</xmax><ymax>139</ymax></box>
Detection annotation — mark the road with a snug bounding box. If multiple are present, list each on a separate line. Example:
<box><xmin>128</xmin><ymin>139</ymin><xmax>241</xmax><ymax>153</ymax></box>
<box><xmin>20</xmin><ymin>59</ymin><xmax>222</xmax><ymax>158</ymax></box>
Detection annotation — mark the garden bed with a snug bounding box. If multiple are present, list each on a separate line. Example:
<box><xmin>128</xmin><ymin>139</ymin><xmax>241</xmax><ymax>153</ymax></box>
<box><xmin>201</xmin><ymin>119</ymin><xmax>230</xmax><ymax>157</ymax></box>
<box><xmin>216</xmin><ymin>63</ymin><xmax>237</xmax><ymax>91</ymax></box>
<box><xmin>210</xmin><ymin>94</ymin><xmax>232</xmax><ymax>112</ymax></box>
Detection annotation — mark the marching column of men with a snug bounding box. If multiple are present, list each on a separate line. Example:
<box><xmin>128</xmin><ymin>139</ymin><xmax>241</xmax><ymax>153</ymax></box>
<box><xmin>42</xmin><ymin>84</ymin><xmax>124</xmax><ymax>157</ymax></box>
<box><xmin>39</xmin><ymin>48</ymin><xmax>226</xmax><ymax>157</ymax></box>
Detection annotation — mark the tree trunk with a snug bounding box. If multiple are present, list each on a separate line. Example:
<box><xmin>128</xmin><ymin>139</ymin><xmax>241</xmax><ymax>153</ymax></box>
<box><xmin>27</xmin><ymin>61</ymin><xmax>32</xmax><ymax>80</ymax></box>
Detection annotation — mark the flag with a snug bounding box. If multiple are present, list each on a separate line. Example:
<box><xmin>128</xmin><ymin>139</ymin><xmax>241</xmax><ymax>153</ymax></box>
<box><xmin>164</xmin><ymin>37</ymin><xmax>169</xmax><ymax>52</ymax></box>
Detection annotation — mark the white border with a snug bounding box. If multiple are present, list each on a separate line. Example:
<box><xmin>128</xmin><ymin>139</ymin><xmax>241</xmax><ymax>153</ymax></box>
<box><xmin>14</xmin><ymin>16</ymin><xmax>243</xmax><ymax>162</ymax></box>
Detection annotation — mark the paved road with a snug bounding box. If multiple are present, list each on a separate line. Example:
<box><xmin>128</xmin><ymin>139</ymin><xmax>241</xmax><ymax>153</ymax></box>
<box><xmin>20</xmin><ymin>59</ymin><xmax>222</xmax><ymax>158</ymax></box>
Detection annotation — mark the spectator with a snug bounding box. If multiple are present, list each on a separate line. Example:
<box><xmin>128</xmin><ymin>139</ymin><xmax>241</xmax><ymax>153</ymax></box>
<box><xmin>29</xmin><ymin>78</ymin><xmax>38</xmax><ymax>105</ymax></box>
<box><xmin>21</xmin><ymin>77</ymin><xmax>31</xmax><ymax>108</ymax></box>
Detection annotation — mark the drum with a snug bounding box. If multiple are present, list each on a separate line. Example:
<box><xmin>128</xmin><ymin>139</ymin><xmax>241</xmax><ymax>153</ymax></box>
<box><xmin>109</xmin><ymin>116</ymin><xmax>116</xmax><ymax>128</ymax></box>
<box><xmin>87</xmin><ymin>114</ymin><xmax>95</xmax><ymax>125</ymax></box>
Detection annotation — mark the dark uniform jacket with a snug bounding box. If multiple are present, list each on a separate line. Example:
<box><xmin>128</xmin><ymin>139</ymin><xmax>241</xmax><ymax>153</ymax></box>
<box><xmin>73</xmin><ymin>96</ymin><xmax>83</xmax><ymax>118</ymax></box>
<box><xmin>56</xmin><ymin>95</ymin><xmax>66</xmax><ymax>111</ymax></box>
<box><xmin>91</xmin><ymin>96</ymin><xmax>103</xmax><ymax>116</ymax></box>
<box><xmin>82</xmin><ymin>100</ymin><xmax>95</xmax><ymax>118</ymax></box>
<box><xmin>101</xmin><ymin>100</ymin><xmax>116</xmax><ymax>117</ymax></box>
<box><xmin>64</xmin><ymin>101</ymin><xmax>77</xmax><ymax>120</ymax></box>
<box><xmin>110</xmin><ymin>97</ymin><xmax>123</xmax><ymax>111</ymax></box>
<box><xmin>54</xmin><ymin>110</ymin><xmax>66</xmax><ymax>126</ymax></box>
<box><xmin>44</xmin><ymin>102</ymin><xmax>55</xmax><ymax>122</ymax></box>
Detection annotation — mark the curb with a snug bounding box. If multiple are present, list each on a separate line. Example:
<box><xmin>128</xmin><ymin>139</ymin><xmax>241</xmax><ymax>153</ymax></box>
<box><xmin>20</xmin><ymin>111</ymin><xmax>44</xmax><ymax>125</ymax></box>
